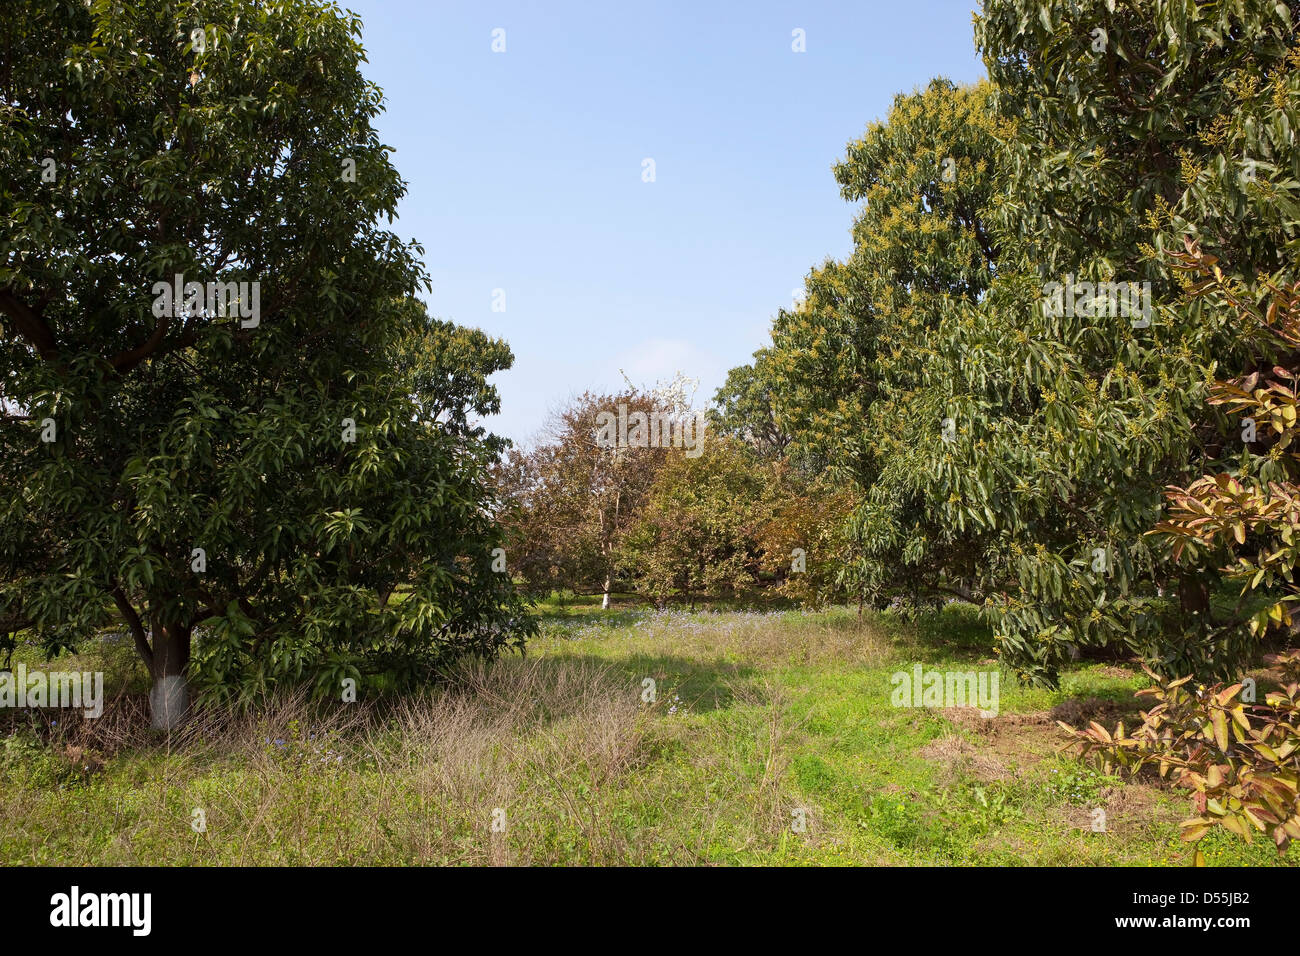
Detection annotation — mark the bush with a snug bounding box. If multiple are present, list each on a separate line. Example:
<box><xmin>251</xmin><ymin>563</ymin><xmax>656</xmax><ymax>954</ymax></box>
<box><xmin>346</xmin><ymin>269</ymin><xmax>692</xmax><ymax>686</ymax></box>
<box><xmin>1060</xmin><ymin>652</ymin><xmax>1300</xmax><ymax>859</ymax></box>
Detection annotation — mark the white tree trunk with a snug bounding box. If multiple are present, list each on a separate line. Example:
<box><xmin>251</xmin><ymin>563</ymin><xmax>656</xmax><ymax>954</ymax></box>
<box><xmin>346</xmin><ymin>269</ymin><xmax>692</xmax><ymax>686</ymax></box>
<box><xmin>149</xmin><ymin>674</ymin><xmax>189</xmax><ymax>731</ymax></box>
<box><xmin>147</xmin><ymin>617</ymin><xmax>192</xmax><ymax>731</ymax></box>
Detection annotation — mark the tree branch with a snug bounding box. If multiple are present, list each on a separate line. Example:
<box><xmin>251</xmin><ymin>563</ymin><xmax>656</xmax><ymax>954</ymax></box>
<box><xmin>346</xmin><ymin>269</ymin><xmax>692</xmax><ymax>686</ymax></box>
<box><xmin>0</xmin><ymin>290</ymin><xmax>57</xmax><ymax>358</ymax></box>
<box><xmin>109</xmin><ymin>313</ymin><xmax>171</xmax><ymax>373</ymax></box>
<box><xmin>934</xmin><ymin>584</ymin><xmax>982</xmax><ymax>603</ymax></box>
<box><xmin>0</xmin><ymin>615</ymin><xmax>33</xmax><ymax>633</ymax></box>
<box><xmin>111</xmin><ymin>587</ymin><xmax>154</xmax><ymax>669</ymax></box>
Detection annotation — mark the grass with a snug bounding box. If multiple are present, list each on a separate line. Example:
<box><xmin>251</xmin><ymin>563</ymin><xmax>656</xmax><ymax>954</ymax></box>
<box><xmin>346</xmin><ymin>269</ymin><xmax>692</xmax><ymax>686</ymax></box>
<box><xmin>0</xmin><ymin>600</ymin><xmax>1293</xmax><ymax>866</ymax></box>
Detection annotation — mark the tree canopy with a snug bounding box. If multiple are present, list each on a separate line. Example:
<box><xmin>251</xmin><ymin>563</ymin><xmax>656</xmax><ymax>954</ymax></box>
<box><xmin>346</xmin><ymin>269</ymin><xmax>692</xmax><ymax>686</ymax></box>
<box><xmin>0</xmin><ymin>0</ymin><xmax>532</xmax><ymax>727</ymax></box>
<box><xmin>730</xmin><ymin>0</ymin><xmax>1300</xmax><ymax>685</ymax></box>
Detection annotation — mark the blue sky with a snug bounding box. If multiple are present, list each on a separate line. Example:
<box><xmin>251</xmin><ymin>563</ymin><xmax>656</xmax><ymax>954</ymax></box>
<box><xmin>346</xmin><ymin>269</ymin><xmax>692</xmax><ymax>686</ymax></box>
<box><xmin>342</xmin><ymin>0</ymin><xmax>986</xmax><ymax>446</ymax></box>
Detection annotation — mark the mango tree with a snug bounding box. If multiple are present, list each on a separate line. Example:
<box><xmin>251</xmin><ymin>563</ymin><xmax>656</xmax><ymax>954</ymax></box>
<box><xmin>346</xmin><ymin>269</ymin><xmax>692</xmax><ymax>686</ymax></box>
<box><xmin>0</xmin><ymin>0</ymin><xmax>532</xmax><ymax>728</ymax></box>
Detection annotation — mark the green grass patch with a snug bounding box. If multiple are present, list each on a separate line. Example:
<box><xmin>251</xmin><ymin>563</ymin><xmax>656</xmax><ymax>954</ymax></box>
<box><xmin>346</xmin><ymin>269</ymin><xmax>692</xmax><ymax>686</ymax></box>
<box><xmin>0</xmin><ymin>604</ymin><xmax>1291</xmax><ymax>866</ymax></box>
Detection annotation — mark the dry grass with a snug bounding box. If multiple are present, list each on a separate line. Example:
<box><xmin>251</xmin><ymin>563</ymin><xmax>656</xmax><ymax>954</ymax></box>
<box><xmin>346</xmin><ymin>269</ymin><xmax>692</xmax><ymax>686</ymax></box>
<box><xmin>580</xmin><ymin>609</ymin><xmax>891</xmax><ymax>668</ymax></box>
<box><xmin>0</xmin><ymin>654</ymin><xmax>670</xmax><ymax>865</ymax></box>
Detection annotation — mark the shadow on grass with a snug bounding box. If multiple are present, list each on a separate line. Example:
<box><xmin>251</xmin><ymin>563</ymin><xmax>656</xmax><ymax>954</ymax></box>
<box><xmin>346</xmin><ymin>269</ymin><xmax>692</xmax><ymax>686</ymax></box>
<box><xmin>532</xmin><ymin>652</ymin><xmax>761</xmax><ymax>714</ymax></box>
<box><xmin>528</xmin><ymin>589</ymin><xmax>806</xmax><ymax>618</ymax></box>
<box><xmin>879</xmin><ymin>603</ymin><xmax>997</xmax><ymax>666</ymax></box>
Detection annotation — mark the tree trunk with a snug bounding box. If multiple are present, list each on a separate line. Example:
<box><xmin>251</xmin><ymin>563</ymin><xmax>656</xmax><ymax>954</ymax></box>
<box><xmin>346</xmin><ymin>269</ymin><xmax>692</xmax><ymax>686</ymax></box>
<box><xmin>1178</xmin><ymin>573</ymin><xmax>1212</xmax><ymax>633</ymax></box>
<box><xmin>148</xmin><ymin>615</ymin><xmax>192</xmax><ymax>731</ymax></box>
<box><xmin>601</xmin><ymin>573</ymin><xmax>612</xmax><ymax>609</ymax></box>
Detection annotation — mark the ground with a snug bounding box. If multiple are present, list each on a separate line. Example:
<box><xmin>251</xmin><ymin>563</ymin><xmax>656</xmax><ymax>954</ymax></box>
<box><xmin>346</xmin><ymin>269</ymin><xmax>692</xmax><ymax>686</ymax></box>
<box><xmin>0</xmin><ymin>601</ymin><xmax>1292</xmax><ymax>866</ymax></box>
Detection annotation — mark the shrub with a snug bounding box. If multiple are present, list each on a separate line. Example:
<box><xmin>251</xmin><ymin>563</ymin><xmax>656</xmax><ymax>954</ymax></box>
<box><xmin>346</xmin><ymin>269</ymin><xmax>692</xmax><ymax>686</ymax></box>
<box><xmin>1060</xmin><ymin>653</ymin><xmax>1300</xmax><ymax>860</ymax></box>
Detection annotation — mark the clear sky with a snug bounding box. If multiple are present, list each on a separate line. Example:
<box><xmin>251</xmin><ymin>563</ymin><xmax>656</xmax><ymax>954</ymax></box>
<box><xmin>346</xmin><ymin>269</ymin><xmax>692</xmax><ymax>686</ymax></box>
<box><xmin>340</xmin><ymin>0</ymin><xmax>987</xmax><ymax>447</ymax></box>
